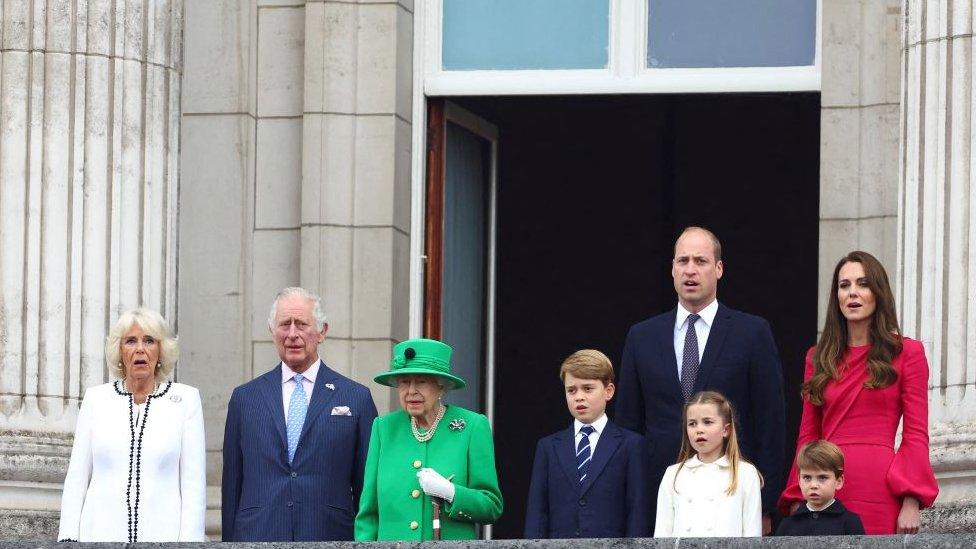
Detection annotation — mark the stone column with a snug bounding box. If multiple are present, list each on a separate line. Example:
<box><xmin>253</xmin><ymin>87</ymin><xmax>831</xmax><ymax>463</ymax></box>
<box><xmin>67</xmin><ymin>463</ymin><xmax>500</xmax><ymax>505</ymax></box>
<box><xmin>899</xmin><ymin>0</ymin><xmax>976</xmax><ymax>532</ymax></box>
<box><xmin>818</xmin><ymin>0</ymin><xmax>903</xmax><ymax>325</ymax></box>
<box><xmin>301</xmin><ymin>0</ymin><xmax>413</xmax><ymax>411</ymax></box>
<box><xmin>0</xmin><ymin>0</ymin><xmax>182</xmax><ymax>539</ymax></box>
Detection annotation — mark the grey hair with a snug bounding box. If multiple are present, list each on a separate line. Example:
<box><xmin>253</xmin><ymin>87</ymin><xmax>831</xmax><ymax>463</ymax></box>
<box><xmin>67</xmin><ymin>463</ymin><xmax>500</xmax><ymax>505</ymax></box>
<box><xmin>268</xmin><ymin>287</ymin><xmax>328</xmax><ymax>331</ymax></box>
<box><xmin>105</xmin><ymin>308</ymin><xmax>179</xmax><ymax>383</ymax></box>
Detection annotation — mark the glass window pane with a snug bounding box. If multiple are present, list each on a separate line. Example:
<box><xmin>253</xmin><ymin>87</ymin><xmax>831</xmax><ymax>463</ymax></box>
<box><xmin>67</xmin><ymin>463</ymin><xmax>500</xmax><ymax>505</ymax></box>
<box><xmin>443</xmin><ymin>0</ymin><xmax>609</xmax><ymax>71</ymax></box>
<box><xmin>648</xmin><ymin>0</ymin><xmax>817</xmax><ymax>68</ymax></box>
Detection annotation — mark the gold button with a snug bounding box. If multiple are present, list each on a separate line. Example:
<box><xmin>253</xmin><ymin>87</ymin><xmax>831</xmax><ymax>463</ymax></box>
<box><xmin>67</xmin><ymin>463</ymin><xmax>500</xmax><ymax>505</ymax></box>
<box><xmin>413</xmin><ymin>460</ymin><xmax>422</xmax><ymax>468</ymax></box>
<box><xmin>410</xmin><ymin>521</ymin><xmax>419</xmax><ymax>530</ymax></box>
<box><xmin>411</xmin><ymin>489</ymin><xmax>421</xmax><ymax>498</ymax></box>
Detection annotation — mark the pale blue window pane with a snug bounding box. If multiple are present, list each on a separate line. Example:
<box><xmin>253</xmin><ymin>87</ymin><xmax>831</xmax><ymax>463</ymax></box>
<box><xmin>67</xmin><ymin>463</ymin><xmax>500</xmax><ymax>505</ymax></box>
<box><xmin>443</xmin><ymin>0</ymin><xmax>609</xmax><ymax>70</ymax></box>
<box><xmin>648</xmin><ymin>0</ymin><xmax>816</xmax><ymax>68</ymax></box>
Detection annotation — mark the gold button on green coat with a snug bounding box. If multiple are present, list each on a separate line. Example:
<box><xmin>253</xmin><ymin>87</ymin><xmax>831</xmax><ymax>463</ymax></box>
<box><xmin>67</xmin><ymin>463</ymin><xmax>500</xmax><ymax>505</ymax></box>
<box><xmin>409</xmin><ymin>521</ymin><xmax>418</xmax><ymax>530</ymax></box>
<box><xmin>413</xmin><ymin>460</ymin><xmax>421</xmax><ymax>468</ymax></box>
<box><xmin>411</xmin><ymin>489</ymin><xmax>420</xmax><ymax>498</ymax></box>
<box><xmin>354</xmin><ymin>406</ymin><xmax>503</xmax><ymax>541</ymax></box>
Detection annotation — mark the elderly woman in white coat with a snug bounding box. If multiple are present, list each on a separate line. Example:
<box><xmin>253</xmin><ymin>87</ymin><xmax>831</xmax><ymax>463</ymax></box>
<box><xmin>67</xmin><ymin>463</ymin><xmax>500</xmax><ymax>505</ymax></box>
<box><xmin>57</xmin><ymin>308</ymin><xmax>206</xmax><ymax>542</ymax></box>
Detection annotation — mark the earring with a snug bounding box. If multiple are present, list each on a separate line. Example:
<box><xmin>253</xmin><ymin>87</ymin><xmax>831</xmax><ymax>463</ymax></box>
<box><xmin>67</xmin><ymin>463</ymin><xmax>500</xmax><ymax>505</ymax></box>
<box><xmin>155</xmin><ymin>362</ymin><xmax>161</xmax><ymax>370</ymax></box>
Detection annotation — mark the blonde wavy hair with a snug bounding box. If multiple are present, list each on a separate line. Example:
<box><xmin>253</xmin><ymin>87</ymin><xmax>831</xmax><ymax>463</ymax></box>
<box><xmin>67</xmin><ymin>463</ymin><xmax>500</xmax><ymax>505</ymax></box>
<box><xmin>105</xmin><ymin>308</ymin><xmax>179</xmax><ymax>382</ymax></box>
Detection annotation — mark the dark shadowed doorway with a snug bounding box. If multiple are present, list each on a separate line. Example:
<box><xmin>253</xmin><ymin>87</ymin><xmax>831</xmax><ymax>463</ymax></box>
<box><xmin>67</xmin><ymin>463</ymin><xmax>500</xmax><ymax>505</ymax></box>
<box><xmin>426</xmin><ymin>93</ymin><xmax>820</xmax><ymax>538</ymax></box>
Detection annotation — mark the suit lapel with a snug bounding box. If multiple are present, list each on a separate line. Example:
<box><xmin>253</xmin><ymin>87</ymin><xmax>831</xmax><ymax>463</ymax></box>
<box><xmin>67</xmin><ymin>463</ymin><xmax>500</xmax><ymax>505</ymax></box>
<box><xmin>554</xmin><ymin>427</ymin><xmax>582</xmax><ymax>493</ymax></box>
<box><xmin>660</xmin><ymin>309</ymin><xmax>683</xmax><ymax>397</ymax></box>
<box><xmin>260</xmin><ymin>366</ymin><xmax>288</xmax><ymax>452</ymax></box>
<box><xmin>580</xmin><ymin>422</ymin><xmax>622</xmax><ymax>495</ymax></box>
<box><xmin>298</xmin><ymin>361</ymin><xmax>339</xmax><ymax>445</ymax></box>
<box><xmin>695</xmin><ymin>303</ymin><xmax>732</xmax><ymax>393</ymax></box>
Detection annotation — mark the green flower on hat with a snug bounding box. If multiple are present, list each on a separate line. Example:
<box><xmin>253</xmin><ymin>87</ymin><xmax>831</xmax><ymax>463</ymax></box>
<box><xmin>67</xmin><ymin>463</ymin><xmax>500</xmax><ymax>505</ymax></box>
<box><xmin>373</xmin><ymin>338</ymin><xmax>467</xmax><ymax>390</ymax></box>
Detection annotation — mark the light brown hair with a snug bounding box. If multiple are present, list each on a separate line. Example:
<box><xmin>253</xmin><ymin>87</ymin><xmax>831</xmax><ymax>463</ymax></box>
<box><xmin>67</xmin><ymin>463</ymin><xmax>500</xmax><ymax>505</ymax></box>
<box><xmin>560</xmin><ymin>349</ymin><xmax>614</xmax><ymax>386</ymax></box>
<box><xmin>804</xmin><ymin>251</ymin><xmax>902</xmax><ymax>405</ymax></box>
<box><xmin>675</xmin><ymin>226</ymin><xmax>723</xmax><ymax>262</ymax></box>
<box><xmin>674</xmin><ymin>391</ymin><xmax>762</xmax><ymax>496</ymax></box>
<box><xmin>797</xmin><ymin>440</ymin><xmax>845</xmax><ymax>478</ymax></box>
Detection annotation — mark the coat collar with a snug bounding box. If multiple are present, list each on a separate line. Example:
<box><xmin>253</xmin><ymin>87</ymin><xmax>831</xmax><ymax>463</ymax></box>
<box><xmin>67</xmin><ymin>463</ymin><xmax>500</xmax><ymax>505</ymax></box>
<box><xmin>684</xmin><ymin>454</ymin><xmax>731</xmax><ymax>469</ymax></box>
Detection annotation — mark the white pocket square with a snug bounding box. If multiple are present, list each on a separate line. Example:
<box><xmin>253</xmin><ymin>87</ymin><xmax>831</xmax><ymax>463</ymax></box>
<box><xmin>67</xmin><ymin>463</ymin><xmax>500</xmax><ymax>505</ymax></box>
<box><xmin>331</xmin><ymin>406</ymin><xmax>352</xmax><ymax>416</ymax></box>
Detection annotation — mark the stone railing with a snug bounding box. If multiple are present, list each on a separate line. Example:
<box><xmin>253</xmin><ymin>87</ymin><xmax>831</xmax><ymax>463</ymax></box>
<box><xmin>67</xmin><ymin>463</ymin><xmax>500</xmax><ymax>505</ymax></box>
<box><xmin>2</xmin><ymin>536</ymin><xmax>976</xmax><ymax>548</ymax></box>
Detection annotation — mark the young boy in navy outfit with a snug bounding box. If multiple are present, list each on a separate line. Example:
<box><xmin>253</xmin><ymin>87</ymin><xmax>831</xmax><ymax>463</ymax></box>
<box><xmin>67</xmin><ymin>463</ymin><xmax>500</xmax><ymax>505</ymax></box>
<box><xmin>524</xmin><ymin>349</ymin><xmax>650</xmax><ymax>539</ymax></box>
<box><xmin>776</xmin><ymin>440</ymin><xmax>865</xmax><ymax>536</ymax></box>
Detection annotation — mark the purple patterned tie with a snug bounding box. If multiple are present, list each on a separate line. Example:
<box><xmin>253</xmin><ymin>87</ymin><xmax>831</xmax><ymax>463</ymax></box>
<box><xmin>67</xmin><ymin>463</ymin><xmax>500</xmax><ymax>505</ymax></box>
<box><xmin>681</xmin><ymin>314</ymin><xmax>701</xmax><ymax>401</ymax></box>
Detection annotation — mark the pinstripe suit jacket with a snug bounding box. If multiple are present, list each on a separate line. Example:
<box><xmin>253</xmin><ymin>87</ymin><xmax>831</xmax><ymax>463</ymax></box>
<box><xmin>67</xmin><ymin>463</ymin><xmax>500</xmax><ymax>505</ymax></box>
<box><xmin>221</xmin><ymin>360</ymin><xmax>378</xmax><ymax>541</ymax></box>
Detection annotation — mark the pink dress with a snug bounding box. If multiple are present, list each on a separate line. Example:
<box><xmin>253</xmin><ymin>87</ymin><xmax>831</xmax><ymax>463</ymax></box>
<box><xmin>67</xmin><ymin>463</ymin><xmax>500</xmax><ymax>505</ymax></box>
<box><xmin>778</xmin><ymin>338</ymin><xmax>939</xmax><ymax>534</ymax></box>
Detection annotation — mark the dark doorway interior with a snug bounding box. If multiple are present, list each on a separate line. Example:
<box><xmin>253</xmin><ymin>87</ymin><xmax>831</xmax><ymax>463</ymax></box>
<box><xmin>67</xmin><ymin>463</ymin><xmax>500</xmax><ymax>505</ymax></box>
<box><xmin>452</xmin><ymin>94</ymin><xmax>820</xmax><ymax>539</ymax></box>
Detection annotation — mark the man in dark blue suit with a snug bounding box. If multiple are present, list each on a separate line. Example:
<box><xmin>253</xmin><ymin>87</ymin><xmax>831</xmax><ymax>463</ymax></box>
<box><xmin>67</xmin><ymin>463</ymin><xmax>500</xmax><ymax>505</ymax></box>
<box><xmin>222</xmin><ymin>287</ymin><xmax>378</xmax><ymax>541</ymax></box>
<box><xmin>524</xmin><ymin>350</ymin><xmax>649</xmax><ymax>539</ymax></box>
<box><xmin>616</xmin><ymin>227</ymin><xmax>785</xmax><ymax>535</ymax></box>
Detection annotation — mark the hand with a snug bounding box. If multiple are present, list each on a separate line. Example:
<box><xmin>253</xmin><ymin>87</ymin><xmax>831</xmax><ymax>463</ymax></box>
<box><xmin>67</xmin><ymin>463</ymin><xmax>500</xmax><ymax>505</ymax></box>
<box><xmin>762</xmin><ymin>513</ymin><xmax>772</xmax><ymax>536</ymax></box>
<box><xmin>896</xmin><ymin>497</ymin><xmax>921</xmax><ymax>534</ymax></box>
<box><xmin>789</xmin><ymin>502</ymin><xmax>801</xmax><ymax>515</ymax></box>
<box><xmin>417</xmin><ymin>467</ymin><xmax>455</xmax><ymax>503</ymax></box>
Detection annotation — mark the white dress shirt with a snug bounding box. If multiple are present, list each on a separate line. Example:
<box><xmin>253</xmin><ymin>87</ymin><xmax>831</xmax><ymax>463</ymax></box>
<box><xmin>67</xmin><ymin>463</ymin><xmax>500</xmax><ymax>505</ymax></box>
<box><xmin>281</xmin><ymin>359</ymin><xmax>320</xmax><ymax>417</ymax></box>
<box><xmin>654</xmin><ymin>455</ymin><xmax>762</xmax><ymax>537</ymax></box>
<box><xmin>574</xmin><ymin>413</ymin><xmax>609</xmax><ymax>456</ymax></box>
<box><xmin>673</xmin><ymin>299</ymin><xmax>719</xmax><ymax>381</ymax></box>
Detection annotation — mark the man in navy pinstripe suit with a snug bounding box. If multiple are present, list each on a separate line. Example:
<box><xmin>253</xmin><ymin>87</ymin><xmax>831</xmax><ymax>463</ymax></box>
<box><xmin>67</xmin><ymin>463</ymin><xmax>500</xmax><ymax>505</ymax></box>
<box><xmin>222</xmin><ymin>287</ymin><xmax>378</xmax><ymax>541</ymax></box>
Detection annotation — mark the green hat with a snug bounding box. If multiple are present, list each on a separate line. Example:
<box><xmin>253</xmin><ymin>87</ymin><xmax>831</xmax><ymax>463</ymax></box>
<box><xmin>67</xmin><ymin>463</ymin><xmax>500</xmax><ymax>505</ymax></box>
<box><xmin>373</xmin><ymin>338</ymin><xmax>466</xmax><ymax>390</ymax></box>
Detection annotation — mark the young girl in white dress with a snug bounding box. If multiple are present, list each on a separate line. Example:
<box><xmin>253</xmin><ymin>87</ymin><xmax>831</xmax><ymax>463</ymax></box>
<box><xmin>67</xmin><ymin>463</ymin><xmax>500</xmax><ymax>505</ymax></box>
<box><xmin>654</xmin><ymin>390</ymin><xmax>763</xmax><ymax>537</ymax></box>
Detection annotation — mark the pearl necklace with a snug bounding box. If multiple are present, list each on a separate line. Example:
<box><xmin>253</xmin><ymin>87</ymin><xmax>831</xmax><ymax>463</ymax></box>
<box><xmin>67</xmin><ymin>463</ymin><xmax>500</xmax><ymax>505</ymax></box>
<box><xmin>411</xmin><ymin>404</ymin><xmax>446</xmax><ymax>443</ymax></box>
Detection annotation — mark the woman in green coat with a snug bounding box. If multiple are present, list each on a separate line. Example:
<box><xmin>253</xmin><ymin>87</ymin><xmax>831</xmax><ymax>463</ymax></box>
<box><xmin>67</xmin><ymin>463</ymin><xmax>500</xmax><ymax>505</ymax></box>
<box><xmin>354</xmin><ymin>338</ymin><xmax>503</xmax><ymax>541</ymax></box>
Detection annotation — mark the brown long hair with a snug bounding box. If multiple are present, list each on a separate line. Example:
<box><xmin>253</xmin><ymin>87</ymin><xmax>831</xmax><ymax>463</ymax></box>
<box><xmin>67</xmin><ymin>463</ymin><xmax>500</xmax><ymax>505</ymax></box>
<box><xmin>804</xmin><ymin>251</ymin><xmax>902</xmax><ymax>405</ymax></box>
<box><xmin>674</xmin><ymin>391</ymin><xmax>761</xmax><ymax>496</ymax></box>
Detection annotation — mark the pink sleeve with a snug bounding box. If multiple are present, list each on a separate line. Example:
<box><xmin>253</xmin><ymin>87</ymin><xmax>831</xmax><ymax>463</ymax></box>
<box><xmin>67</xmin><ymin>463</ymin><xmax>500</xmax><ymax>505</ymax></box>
<box><xmin>885</xmin><ymin>340</ymin><xmax>939</xmax><ymax>508</ymax></box>
<box><xmin>778</xmin><ymin>349</ymin><xmax>823</xmax><ymax>516</ymax></box>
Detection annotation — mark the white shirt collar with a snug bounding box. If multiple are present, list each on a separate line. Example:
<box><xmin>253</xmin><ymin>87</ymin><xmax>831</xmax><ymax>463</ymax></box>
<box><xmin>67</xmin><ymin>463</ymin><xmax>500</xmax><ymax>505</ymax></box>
<box><xmin>574</xmin><ymin>413</ymin><xmax>608</xmax><ymax>436</ymax></box>
<box><xmin>807</xmin><ymin>498</ymin><xmax>836</xmax><ymax>512</ymax></box>
<box><xmin>281</xmin><ymin>359</ymin><xmax>320</xmax><ymax>385</ymax></box>
<box><xmin>675</xmin><ymin>299</ymin><xmax>719</xmax><ymax>330</ymax></box>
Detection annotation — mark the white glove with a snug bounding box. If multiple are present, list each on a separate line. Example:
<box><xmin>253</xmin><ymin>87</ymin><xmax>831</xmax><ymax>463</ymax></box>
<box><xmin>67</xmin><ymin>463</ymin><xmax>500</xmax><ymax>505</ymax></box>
<box><xmin>417</xmin><ymin>467</ymin><xmax>455</xmax><ymax>503</ymax></box>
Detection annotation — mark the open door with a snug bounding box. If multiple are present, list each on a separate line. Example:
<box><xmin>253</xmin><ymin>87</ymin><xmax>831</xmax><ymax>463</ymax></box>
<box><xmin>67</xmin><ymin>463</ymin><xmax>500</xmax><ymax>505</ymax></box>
<box><xmin>424</xmin><ymin>99</ymin><xmax>499</xmax><ymax>419</ymax></box>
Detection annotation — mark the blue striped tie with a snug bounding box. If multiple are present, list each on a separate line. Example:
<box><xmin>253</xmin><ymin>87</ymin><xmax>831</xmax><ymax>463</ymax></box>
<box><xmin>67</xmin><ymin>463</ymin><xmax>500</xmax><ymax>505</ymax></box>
<box><xmin>576</xmin><ymin>425</ymin><xmax>595</xmax><ymax>483</ymax></box>
<box><xmin>286</xmin><ymin>373</ymin><xmax>308</xmax><ymax>463</ymax></box>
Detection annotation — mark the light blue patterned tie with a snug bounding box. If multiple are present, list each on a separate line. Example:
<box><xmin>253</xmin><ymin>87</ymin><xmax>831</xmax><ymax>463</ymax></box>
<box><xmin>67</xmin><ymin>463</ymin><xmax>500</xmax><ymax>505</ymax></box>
<box><xmin>286</xmin><ymin>373</ymin><xmax>308</xmax><ymax>463</ymax></box>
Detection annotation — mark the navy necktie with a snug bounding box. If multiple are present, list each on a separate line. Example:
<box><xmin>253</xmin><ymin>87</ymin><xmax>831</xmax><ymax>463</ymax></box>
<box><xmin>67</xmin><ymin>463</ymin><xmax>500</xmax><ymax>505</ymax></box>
<box><xmin>681</xmin><ymin>313</ymin><xmax>701</xmax><ymax>401</ymax></box>
<box><xmin>577</xmin><ymin>425</ymin><xmax>595</xmax><ymax>483</ymax></box>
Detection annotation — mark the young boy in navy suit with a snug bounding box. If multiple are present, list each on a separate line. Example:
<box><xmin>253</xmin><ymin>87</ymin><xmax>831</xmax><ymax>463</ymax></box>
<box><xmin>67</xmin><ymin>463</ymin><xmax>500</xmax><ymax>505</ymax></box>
<box><xmin>524</xmin><ymin>350</ymin><xmax>650</xmax><ymax>539</ymax></box>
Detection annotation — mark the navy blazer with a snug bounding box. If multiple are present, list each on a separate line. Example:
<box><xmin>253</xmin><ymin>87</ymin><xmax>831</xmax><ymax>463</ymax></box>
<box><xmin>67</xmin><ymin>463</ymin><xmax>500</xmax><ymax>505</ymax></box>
<box><xmin>524</xmin><ymin>420</ymin><xmax>650</xmax><ymax>539</ymax></box>
<box><xmin>221</xmin><ymin>362</ymin><xmax>378</xmax><ymax>541</ymax></box>
<box><xmin>616</xmin><ymin>303</ymin><xmax>785</xmax><ymax>516</ymax></box>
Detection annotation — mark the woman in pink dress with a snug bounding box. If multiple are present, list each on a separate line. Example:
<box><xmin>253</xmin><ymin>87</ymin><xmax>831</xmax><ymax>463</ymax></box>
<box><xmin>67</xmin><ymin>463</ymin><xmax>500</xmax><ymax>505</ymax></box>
<box><xmin>779</xmin><ymin>251</ymin><xmax>938</xmax><ymax>534</ymax></box>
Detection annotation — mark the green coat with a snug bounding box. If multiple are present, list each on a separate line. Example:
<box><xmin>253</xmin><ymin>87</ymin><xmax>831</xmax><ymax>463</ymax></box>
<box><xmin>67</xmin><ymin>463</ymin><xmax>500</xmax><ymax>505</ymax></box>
<box><xmin>354</xmin><ymin>406</ymin><xmax>503</xmax><ymax>541</ymax></box>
